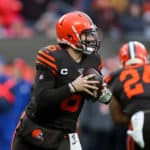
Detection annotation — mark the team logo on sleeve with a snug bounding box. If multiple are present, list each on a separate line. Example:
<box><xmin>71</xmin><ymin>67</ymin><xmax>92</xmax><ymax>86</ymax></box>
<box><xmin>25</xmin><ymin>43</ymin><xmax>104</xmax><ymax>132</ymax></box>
<box><xmin>32</xmin><ymin>129</ymin><xmax>44</xmax><ymax>141</ymax></box>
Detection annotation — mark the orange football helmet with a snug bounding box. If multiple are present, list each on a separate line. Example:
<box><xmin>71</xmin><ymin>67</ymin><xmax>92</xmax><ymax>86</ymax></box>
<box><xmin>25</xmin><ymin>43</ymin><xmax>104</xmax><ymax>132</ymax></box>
<box><xmin>119</xmin><ymin>41</ymin><xmax>149</xmax><ymax>67</ymax></box>
<box><xmin>56</xmin><ymin>11</ymin><xmax>101</xmax><ymax>54</ymax></box>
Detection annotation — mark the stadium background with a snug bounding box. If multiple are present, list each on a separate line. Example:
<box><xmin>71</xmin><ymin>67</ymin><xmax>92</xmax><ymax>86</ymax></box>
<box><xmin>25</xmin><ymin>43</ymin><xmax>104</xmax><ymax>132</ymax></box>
<box><xmin>0</xmin><ymin>36</ymin><xmax>149</xmax><ymax>66</ymax></box>
<box><xmin>0</xmin><ymin>0</ymin><xmax>150</xmax><ymax>66</ymax></box>
<box><xmin>0</xmin><ymin>0</ymin><xmax>150</xmax><ymax>150</ymax></box>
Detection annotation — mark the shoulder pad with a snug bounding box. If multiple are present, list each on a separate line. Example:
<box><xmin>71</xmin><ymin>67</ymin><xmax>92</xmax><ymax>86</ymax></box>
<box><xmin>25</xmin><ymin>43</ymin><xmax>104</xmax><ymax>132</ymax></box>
<box><xmin>35</xmin><ymin>45</ymin><xmax>60</xmax><ymax>76</ymax></box>
<box><xmin>104</xmin><ymin>68</ymin><xmax>121</xmax><ymax>85</ymax></box>
<box><xmin>46</xmin><ymin>45</ymin><xmax>61</xmax><ymax>52</ymax></box>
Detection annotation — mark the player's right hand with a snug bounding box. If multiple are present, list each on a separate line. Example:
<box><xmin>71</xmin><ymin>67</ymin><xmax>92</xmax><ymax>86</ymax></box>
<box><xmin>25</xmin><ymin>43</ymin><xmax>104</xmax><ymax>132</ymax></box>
<box><xmin>71</xmin><ymin>74</ymin><xmax>99</xmax><ymax>97</ymax></box>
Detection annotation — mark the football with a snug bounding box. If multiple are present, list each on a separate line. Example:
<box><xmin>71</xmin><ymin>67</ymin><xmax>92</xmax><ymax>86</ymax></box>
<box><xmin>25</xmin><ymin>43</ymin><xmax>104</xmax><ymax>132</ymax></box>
<box><xmin>82</xmin><ymin>68</ymin><xmax>104</xmax><ymax>98</ymax></box>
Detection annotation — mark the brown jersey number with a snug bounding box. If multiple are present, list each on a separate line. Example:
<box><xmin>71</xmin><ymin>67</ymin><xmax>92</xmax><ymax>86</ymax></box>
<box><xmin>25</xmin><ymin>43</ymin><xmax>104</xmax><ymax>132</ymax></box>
<box><xmin>120</xmin><ymin>65</ymin><xmax>150</xmax><ymax>99</ymax></box>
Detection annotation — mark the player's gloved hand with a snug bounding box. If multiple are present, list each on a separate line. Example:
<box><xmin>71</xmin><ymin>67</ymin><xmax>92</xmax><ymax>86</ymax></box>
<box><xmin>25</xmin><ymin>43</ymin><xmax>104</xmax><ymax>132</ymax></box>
<box><xmin>97</xmin><ymin>83</ymin><xmax>112</xmax><ymax>104</ymax></box>
<box><xmin>127</xmin><ymin>111</ymin><xmax>145</xmax><ymax>149</ymax></box>
<box><xmin>69</xmin><ymin>74</ymin><xmax>99</xmax><ymax>97</ymax></box>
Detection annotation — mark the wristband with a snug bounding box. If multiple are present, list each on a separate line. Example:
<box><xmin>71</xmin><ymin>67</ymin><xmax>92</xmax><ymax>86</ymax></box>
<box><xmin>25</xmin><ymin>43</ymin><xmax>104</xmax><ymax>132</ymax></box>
<box><xmin>70</xmin><ymin>82</ymin><xmax>77</xmax><ymax>92</ymax></box>
<box><xmin>68</xmin><ymin>83</ymin><xmax>76</xmax><ymax>93</ymax></box>
<box><xmin>98</xmin><ymin>88</ymin><xmax>112</xmax><ymax>104</ymax></box>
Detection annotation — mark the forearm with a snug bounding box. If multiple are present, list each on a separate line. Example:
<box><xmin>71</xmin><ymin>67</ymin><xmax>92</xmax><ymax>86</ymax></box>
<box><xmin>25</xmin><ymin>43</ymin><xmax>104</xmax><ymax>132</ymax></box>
<box><xmin>112</xmin><ymin>112</ymin><xmax>130</xmax><ymax>126</ymax></box>
<box><xmin>109</xmin><ymin>95</ymin><xmax>130</xmax><ymax>127</ymax></box>
<box><xmin>34</xmin><ymin>83</ymin><xmax>73</xmax><ymax>108</ymax></box>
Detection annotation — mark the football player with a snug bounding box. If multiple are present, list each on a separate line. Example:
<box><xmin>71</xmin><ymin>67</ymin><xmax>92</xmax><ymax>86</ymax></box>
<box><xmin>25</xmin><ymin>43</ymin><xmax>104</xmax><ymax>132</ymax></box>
<box><xmin>105</xmin><ymin>41</ymin><xmax>150</xmax><ymax>150</ymax></box>
<box><xmin>11</xmin><ymin>11</ymin><xmax>112</xmax><ymax>150</ymax></box>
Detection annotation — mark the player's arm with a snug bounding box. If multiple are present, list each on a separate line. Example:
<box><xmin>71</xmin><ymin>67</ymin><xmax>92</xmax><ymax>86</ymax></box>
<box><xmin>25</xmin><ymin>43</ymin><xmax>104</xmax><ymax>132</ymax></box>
<box><xmin>34</xmin><ymin>48</ymin><xmax>99</xmax><ymax>108</ymax></box>
<box><xmin>100</xmin><ymin>70</ymin><xmax>121</xmax><ymax>104</ymax></box>
<box><xmin>109</xmin><ymin>95</ymin><xmax>130</xmax><ymax>126</ymax></box>
<box><xmin>92</xmin><ymin>55</ymin><xmax>112</xmax><ymax>104</ymax></box>
<box><xmin>105</xmin><ymin>71</ymin><xmax>130</xmax><ymax>125</ymax></box>
<box><xmin>33</xmin><ymin>48</ymin><xmax>73</xmax><ymax>108</ymax></box>
<box><xmin>34</xmin><ymin>66</ymin><xmax>100</xmax><ymax>108</ymax></box>
<box><xmin>33</xmin><ymin>64</ymin><xmax>73</xmax><ymax>107</ymax></box>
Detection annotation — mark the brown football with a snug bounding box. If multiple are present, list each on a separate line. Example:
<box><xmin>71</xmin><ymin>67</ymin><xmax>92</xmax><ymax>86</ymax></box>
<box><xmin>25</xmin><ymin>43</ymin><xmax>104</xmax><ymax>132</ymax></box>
<box><xmin>82</xmin><ymin>68</ymin><xmax>104</xmax><ymax>98</ymax></box>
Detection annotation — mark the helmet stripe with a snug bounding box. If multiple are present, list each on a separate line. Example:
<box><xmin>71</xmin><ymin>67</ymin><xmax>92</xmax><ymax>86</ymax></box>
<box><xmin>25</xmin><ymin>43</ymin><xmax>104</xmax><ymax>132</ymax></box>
<box><xmin>128</xmin><ymin>41</ymin><xmax>136</xmax><ymax>59</ymax></box>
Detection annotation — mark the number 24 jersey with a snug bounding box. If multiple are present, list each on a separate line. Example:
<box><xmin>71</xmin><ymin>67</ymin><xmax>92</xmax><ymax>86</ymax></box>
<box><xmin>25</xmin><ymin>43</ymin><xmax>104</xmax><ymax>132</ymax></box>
<box><xmin>105</xmin><ymin>64</ymin><xmax>150</xmax><ymax>115</ymax></box>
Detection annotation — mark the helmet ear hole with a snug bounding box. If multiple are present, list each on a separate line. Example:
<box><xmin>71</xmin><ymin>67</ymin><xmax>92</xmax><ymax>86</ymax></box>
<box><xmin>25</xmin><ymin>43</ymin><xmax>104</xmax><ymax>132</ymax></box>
<box><xmin>67</xmin><ymin>34</ymin><xmax>73</xmax><ymax>40</ymax></box>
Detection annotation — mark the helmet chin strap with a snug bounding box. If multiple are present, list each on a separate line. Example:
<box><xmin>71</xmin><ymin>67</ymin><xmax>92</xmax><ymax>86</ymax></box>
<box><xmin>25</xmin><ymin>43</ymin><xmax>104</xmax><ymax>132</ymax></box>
<box><xmin>125</xmin><ymin>58</ymin><xmax>144</xmax><ymax>66</ymax></box>
<box><xmin>83</xmin><ymin>47</ymin><xmax>95</xmax><ymax>54</ymax></box>
<box><xmin>74</xmin><ymin>46</ymin><xmax>95</xmax><ymax>55</ymax></box>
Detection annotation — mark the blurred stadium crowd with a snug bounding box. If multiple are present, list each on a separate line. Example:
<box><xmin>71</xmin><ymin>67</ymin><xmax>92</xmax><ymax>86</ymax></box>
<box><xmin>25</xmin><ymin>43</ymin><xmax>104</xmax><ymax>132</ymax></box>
<box><xmin>0</xmin><ymin>0</ymin><xmax>150</xmax><ymax>150</ymax></box>
<box><xmin>0</xmin><ymin>57</ymin><xmax>34</xmax><ymax>150</ymax></box>
<box><xmin>0</xmin><ymin>0</ymin><xmax>149</xmax><ymax>39</ymax></box>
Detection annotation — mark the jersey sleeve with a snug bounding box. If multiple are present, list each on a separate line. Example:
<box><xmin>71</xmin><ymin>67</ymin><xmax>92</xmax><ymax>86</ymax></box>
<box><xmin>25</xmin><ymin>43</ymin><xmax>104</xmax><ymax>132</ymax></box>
<box><xmin>105</xmin><ymin>74</ymin><xmax>113</xmax><ymax>85</ymax></box>
<box><xmin>35</xmin><ymin>47</ymin><xmax>58</xmax><ymax>76</ymax></box>
<box><xmin>104</xmin><ymin>69</ymin><xmax>122</xmax><ymax>103</ymax></box>
<box><xmin>33</xmin><ymin>46</ymin><xmax>73</xmax><ymax>109</ymax></box>
<box><xmin>104</xmin><ymin>69</ymin><xmax>121</xmax><ymax>86</ymax></box>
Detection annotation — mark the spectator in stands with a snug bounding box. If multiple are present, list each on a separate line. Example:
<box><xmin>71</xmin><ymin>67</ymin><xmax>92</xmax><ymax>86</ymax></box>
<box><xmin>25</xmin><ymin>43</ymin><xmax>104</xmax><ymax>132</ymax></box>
<box><xmin>35</xmin><ymin>1</ymin><xmax>60</xmax><ymax>39</ymax></box>
<box><xmin>5</xmin><ymin>18</ymin><xmax>34</xmax><ymax>39</ymax></box>
<box><xmin>11</xmin><ymin>58</ymin><xmax>32</xmax><ymax>124</ymax></box>
<box><xmin>0</xmin><ymin>0</ymin><xmax>22</xmax><ymax>27</ymax></box>
<box><xmin>142</xmin><ymin>0</ymin><xmax>150</xmax><ymax>39</ymax></box>
<box><xmin>0</xmin><ymin>57</ymin><xmax>32</xmax><ymax>150</ymax></box>
<box><xmin>0</xmin><ymin>0</ymin><xmax>34</xmax><ymax>39</ymax></box>
<box><xmin>0</xmin><ymin>56</ymin><xmax>17</xmax><ymax>150</ymax></box>
<box><xmin>20</xmin><ymin>0</ymin><xmax>50</xmax><ymax>27</ymax></box>
<box><xmin>73</xmin><ymin>0</ymin><xmax>93</xmax><ymax>12</ymax></box>
<box><xmin>119</xmin><ymin>2</ymin><xmax>145</xmax><ymax>37</ymax></box>
<box><xmin>89</xmin><ymin>0</ymin><xmax>117</xmax><ymax>34</ymax></box>
<box><xmin>0</xmin><ymin>56</ymin><xmax>7</xmax><ymax>81</ymax></box>
<box><xmin>110</xmin><ymin>0</ymin><xmax>128</xmax><ymax>15</ymax></box>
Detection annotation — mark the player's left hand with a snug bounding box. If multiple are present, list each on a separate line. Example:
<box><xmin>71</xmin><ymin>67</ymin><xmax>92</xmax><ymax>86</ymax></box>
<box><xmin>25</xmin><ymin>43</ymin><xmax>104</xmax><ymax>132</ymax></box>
<box><xmin>96</xmin><ymin>82</ymin><xmax>112</xmax><ymax>104</ymax></box>
<box><xmin>71</xmin><ymin>74</ymin><xmax>100</xmax><ymax>97</ymax></box>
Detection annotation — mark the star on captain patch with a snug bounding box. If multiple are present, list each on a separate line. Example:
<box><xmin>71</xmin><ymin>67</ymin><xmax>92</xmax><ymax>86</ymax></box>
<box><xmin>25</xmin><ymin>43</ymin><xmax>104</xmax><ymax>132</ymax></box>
<box><xmin>39</xmin><ymin>74</ymin><xmax>44</xmax><ymax>80</ymax></box>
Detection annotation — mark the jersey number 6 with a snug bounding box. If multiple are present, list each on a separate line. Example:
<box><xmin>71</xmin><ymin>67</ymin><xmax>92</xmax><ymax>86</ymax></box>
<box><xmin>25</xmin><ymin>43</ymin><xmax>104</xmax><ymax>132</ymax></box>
<box><xmin>60</xmin><ymin>94</ymin><xmax>82</xmax><ymax>112</ymax></box>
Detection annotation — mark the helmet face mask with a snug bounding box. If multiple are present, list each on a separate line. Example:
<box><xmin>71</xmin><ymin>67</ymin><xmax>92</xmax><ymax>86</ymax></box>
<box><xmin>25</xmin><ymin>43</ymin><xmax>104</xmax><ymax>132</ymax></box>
<box><xmin>56</xmin><ymin>11</ymin><xmax>101</xmax><ymax>54</ymax></box>
<box><xmin>119</xmin><ymin>41</ymin><xmax>149</xmax><ymax>67</ymax></box>
<box><xmin>78</xmin><ymin>29</ymin><xmax>101</xmax><ymax>54</ymax></box>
